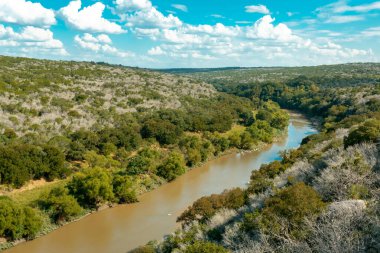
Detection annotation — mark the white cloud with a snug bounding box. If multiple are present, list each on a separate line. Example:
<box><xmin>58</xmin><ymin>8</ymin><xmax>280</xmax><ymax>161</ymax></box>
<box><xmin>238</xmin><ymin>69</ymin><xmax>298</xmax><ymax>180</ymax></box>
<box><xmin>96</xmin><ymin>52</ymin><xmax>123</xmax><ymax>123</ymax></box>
<box><xmin>59</xmin><ymin>0</ymin><xmax>124</xmax><ymax>34</ymax></box>
<box><xmin>0</xmin><ymin>0</ymin><xmax>56</xmax><ymax>27</ymax></box>
<box><xmin>317</xmin><ymin>1</ymin><xmax>380</xmax><ymax>23</ymax></box>
<box><xmin>140</xmin><ymin>12</ymin><xmax>372</xmax><ymax>68</ymax></box>
<box><xmin>0</xmin><ymin>24</ymin><xmax>67</xmax><ymax>55</ymax></box>
<box><xmin>211</xmin><ymin>14</ymin><xmax>225</xmax><ymax>19</ymax></box>
<box><xmin>322</xmin><ymin>0</ymin><xmax>380</xmax><ymax>13</ymax></box>
<box><xmin>133</xmin><ymin>28</ymin><xmax>161</xmax><ymax>39</ymax></box>
<box><xmin>325</xmin><ymin>15</ymin><xmax>365</xmax><ymax>23</ymax></box>
<box><xmin>246</xmin><ymin>15</ymin><xmax>296</xmax><ymax>42</ymax></box>
<box><xmin>361</xmin><ymin>27</ymin><xmax>380</xmax><ymax>37</ymax></box>
<box><xmin>148</xmin><ymin>46</ymin><xmax>165</xmax><ymax>55</ymax></box>
<box><xmin>126</xmin><ymin>7</ymin><xmax>183</xmax><ymax>28</ymax></box>
<box><xmin>114</xmin><ymin>0</ymin><xmax>152</xmax><ymax>12</ymax></box>
<box><xmin>185</xmin><ymin>23</ymin><xmax>240</xmax><ymax>37</ymax></box>
<box><xmin>245</xmin><ymin>5</ymin><xmax>270</xmax><ymax>14</ymax></box>
<box><xmin>161</xmin><ymin>29</ymin><xmax>202</xmax><ymax>44</ymax></box>
<box><xmin>172</xmin><ymin>4</ymin><xmax>188</xmax><ymax>12</ymax></box>
<box><xmin>74</xmin><ymin>33</ymin><xmax>131</xmax><ymax>57</ymax></box>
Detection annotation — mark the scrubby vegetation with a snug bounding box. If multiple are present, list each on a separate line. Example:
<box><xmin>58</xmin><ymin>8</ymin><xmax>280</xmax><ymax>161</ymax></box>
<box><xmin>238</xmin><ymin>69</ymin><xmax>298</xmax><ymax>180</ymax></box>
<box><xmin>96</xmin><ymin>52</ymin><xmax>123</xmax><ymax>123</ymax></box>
<box><xmin>0</xmin><ymin>56</ymin><xmax>288</xmax><ymax>249</ymax></box>
<box><xmin>142</xmin><ymin>64</ymin><xmax>380</xmax><ymax>252</ymax></box>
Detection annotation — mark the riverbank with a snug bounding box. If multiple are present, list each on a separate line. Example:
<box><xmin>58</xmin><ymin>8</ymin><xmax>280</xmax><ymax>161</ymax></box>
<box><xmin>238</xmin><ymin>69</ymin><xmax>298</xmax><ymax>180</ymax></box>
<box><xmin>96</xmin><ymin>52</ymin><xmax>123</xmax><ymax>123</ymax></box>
<box><xmin>4</xmin><ymin>112</ymin><xmax>317</xmax><ymax>253</ymax></box>
<box><xmin>0</xmin><ymin>135</ymin><xmax>279</xmax><ymax>251</ymax></box>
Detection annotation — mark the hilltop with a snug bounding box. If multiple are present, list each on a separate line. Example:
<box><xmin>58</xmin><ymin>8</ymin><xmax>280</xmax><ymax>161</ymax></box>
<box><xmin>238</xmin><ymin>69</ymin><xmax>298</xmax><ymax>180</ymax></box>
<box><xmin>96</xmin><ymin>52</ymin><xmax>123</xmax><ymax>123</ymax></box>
<box><xmin>164</xmin><ymin>63</ymin><xmax>380</xmax><ymax>88</ymax></box>
<box><xmin>0</xmin><ymin>56</ymin><xmax>215</xmax><ymax>138</ymax></box>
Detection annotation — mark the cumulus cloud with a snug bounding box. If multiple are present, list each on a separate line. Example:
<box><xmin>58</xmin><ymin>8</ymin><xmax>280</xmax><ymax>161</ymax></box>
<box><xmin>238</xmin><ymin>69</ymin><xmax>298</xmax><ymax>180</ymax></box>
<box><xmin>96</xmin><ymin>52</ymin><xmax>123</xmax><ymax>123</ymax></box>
<box><xmin>246</xmin><ymin>15</ymin><xmax>296</xmax><ymax>42</ymax></box>
<box><xmin>59</xmin><ymin>0</ymin><xmax>124</xmax><ymax>34</ymax></box>
<box><xmin>0</xmin><ymin>24</ymin><xmax>67</xmax><ymax>55</ymax></box>
<box><xmin>126</xmin><ymin>7</ymin><xmax>183</xmax><ymax>28</ymax></box>
<box><xmin>114</xmin><ymin>0</ymin><xmax>152</xmax><ymax>12</ymax></box>
<box><xmin>172</xmin><ymin>4</ymin><xmax>188</xmax><ymax>12</ymax></box>
<box><xmin>0</xmin><ymin>0</ymin><xmax>56</xmax><ymax>27</ymax></box>
<box><xmin>148</xmin><ymin>46</ymin><xmax>165</xmax><ymax>55</ymax></box>
<box><xmin>137</xmin><ymin>12</ymin><xmax>372</xmax><ymax>68</ymax></box>
<box><xmin>114</xmin><ymin>0</ymin><xmax>183</xmax><ymax>29</ymax></box>
<box><xmin>74</xmin><ymin>33</ymin><xmax>131</xmax><ymax>57</ymax></box>
<box><xmin>185</xmin><ymin>23</ymin><xmax>240</xmax><ymax>37</ymax></box>
<box><xmin>245</xmin><ymin>4</ymin><xmax>270</xmax><ymax>14</ymax></box>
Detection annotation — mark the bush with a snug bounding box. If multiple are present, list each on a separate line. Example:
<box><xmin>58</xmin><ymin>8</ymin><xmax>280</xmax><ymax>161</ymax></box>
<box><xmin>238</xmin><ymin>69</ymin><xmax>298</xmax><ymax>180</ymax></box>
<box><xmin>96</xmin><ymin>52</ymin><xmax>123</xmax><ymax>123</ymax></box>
<box><xmin>184</xmin><ymin>241</ymin><xmax>229</xmax><ymax>253</ymax></box>
<box><xmin>178</xmin><ymin>188</ymin><xmax>245</xmax><ymax>224</ymax></box>
<box><xmin>129</xmin><ymin>245</ymin><xmax>155</xmax><ymax>253</ymax></box>
<box><xmin>39</xmin><ymin>186</ymin><xmax>82</xmax><ymax>224</ymax></box>
<box><xmin>0</xmin><ymin>197</ymin><xmax>42</xmax><ymax>240</ymax></box>
<box><xmin>247</xmin><ymin>183</ymin><xmax>326</xmax><ymax>237</ymax></box>
<box><xmin>68</xmin><ymin>168</ymin><xmax>114</xmax><ymax>208</ymax></box>
<box><xmin>0</xmin><ymin>144</ymin><xmax>68</xmax><ymax>187</ymax></box>
<box><xmin>344</xmin><ymin>119</ymin><xmax>380</xmax><ymax>147</ymax></box>
<box><xmin>112</xmin><ymin>175</ymin><xmax>138</xmax><ymax>204</ymax></box>
<box><xmin>157</xmin><ymin>152</ymin><xmax>186</xmax><ymax>181</ymax></box>
<box><xmin>127</xmin><ymin>149</ymin><xmax>161</xmax><ymax>175</ymax></box>
<box><xmin>141</xmin><ymin>119</ymin><xmax>183</xmax><ymax>145</ymax></box>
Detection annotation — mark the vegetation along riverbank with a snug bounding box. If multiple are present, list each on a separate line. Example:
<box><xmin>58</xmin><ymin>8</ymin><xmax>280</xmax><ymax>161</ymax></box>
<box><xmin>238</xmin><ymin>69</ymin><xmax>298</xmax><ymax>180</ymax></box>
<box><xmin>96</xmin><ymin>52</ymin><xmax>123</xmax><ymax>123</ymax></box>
<box><xmin>133</xmin><ymin>63</ymin><xmax>380</xmax><ymax>252</ymax></box>
<box><xmin>0</xmin><ymin>55</ymin><xmax>289</xmax><ymax>250</ymax></box>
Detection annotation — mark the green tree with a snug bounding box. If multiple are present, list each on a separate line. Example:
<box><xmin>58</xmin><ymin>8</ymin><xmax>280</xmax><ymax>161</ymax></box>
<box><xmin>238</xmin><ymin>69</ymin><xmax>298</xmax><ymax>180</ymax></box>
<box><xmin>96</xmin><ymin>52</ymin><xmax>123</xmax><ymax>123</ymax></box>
<box><xmin>157</xmin><ymin>152</ymin><xmax>186</xmax><ymax>181</ymax></box>
<box><xmin>68</xmin><ymin>168</ymin><xmax>114</xmax><ymax>208</ymax></box>
<box><xmin>0</xmin><ymin>197</ymin><xmax>42</xmax><ymax>240</ymax></box>
<box><xmin>112</xmin><ymin>175</ymin><xmax>138</xmax><ymax>204</ymax></box>
<box><xmin>39</xmin><ymin>186</ymin><xmax>82</xmax><ymax>224</ymax></box>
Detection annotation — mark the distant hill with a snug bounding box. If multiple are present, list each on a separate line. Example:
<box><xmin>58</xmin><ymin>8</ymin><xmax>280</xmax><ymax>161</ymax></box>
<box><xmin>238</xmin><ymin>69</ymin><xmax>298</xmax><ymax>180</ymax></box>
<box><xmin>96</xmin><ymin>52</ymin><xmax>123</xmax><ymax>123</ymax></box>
<box><xmin>0</xmin><ymin>56</ymin><xmax>215</xmax><ymax>137</ymax></box>
<box><xmin>163</xmin><ymin>63</ymin><xmax>380</xmax><ymax>88</ymax></box>
<box><xmin>157</xmin><ymin>67</ymin><xmax>247</xmax><ymax>74</ymax></box>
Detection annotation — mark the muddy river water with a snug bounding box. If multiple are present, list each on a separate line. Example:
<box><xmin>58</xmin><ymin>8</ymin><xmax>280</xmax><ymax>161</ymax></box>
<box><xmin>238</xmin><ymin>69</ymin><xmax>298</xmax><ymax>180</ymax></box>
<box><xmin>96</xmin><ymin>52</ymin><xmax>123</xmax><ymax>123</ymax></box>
<box><xmin>6</xmin><ymin>112</ymin><xmax>317</xmax><ymax>253</ymax></box>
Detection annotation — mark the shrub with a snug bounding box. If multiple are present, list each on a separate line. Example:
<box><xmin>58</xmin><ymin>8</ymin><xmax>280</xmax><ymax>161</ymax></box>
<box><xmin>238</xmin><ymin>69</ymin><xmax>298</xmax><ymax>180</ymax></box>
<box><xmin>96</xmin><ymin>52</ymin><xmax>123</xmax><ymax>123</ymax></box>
<box><xmin>39</xmin><ymin>186</ymin><xmax>82</xmax><ymax>224</ymax></box>
<box><xmin>112</xmin><ymin>175</ymin><xmax>138</xmax><ymax>204</ymax></box>
<box><xmin>184</xmin><ymin>241</ymin><xmax>229</xmax><ymax>253</ymax></box>
<box><xmin>344</xmin><ymin>119</ymin><xmax>380</xmax><ymax>148</ymax></box>
<box><xmin>257</xmin><ymin>183</ymin><xmax>326</xmax><ymax>237</ymax></box>
<box><xmin>157</xmin><ymin>152</ymin><xmax>186</xmax><ymax>181</ymax></box>
<box><xmin>0</xmin><ymin>197</ymin><xmax>42</xmax><ymax>240</ymax></box>
<box><xmin>129</xmin><ymin>245</ymin><xmax>155</xmax><ymax>253</ymax></box>
<box><xmin>68</xmin><ymin>168</ymin><xmax>114</xmax><ymax>208</ymax></box>
<box><xmin>178</xmin><ymin>188</ymin><xmax>245</xmax><ymax>224</ymax></box>
<box><xmin>0</xmin><ymin>144</ymin><xmax>67</xmax><ymax>187</ymax></box>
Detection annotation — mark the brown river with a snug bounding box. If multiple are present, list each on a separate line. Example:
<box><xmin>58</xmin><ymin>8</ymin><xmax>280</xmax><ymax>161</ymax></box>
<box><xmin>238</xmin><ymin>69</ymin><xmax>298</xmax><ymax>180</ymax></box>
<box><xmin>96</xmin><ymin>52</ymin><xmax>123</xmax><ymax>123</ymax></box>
<box><xmin>5</xmin><ymin>112</ymin><xmax>317</xmax><ymax>253</ymax></box>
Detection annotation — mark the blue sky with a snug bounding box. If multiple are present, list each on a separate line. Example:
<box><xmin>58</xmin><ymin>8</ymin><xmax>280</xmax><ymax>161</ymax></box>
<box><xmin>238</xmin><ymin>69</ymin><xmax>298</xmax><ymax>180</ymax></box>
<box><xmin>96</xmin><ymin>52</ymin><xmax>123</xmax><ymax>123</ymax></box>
<box><xmin>0</xmin><ymin>0</ymin><xmax>379</xmax><ymax>68</ymax></box>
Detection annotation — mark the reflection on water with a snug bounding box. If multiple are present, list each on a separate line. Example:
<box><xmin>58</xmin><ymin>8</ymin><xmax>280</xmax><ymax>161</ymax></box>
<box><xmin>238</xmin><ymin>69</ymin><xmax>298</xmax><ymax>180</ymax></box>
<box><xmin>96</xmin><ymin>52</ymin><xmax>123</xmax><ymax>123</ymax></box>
<box><xmin>6</xmin><ymin>113</ymin><xmax>317</xmax><ymax>253</ymax></box>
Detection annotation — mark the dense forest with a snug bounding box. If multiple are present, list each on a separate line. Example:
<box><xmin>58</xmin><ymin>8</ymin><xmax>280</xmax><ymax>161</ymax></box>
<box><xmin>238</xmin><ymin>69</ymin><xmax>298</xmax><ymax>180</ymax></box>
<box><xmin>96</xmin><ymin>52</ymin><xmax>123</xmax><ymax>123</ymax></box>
<box><xmin>132</xmin><ymin>64</ymin><xmax>380</xmax><ymax>252</ymax></box>
<box><xmin>0</xmin><ymin>56</ymin><xmax>289</xmax><ymax>249</ymax></box>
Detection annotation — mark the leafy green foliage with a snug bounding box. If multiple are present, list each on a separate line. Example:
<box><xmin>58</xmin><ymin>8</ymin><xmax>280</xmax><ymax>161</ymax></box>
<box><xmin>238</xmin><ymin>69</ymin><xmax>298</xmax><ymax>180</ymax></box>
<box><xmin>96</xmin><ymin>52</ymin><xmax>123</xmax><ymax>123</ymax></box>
<box><xmin>184</xmin><ymin>241</ymin><xmax>229</xmax><ymax>253</ymax></box>
<box><xmin>157</xmin><ymin>152</ymin><xmax>186</xmax><ymax>181</ymax></box>
<box><xmin>112</xmin><ymin>175</ymin><xmax>138</xmax><ymax>204</ymax></box>
<box><xmin>39</xmin><ymin>186</ymin><xmax>82</xmax><ymax>224</ymax></box>
<box><xmin>178</xmin><ymin>188</ymin><xmax>246</xmax><ymax>224</ymax></box>
<box><xmin>244</xmin><ymin>183</ymin><xmax>326</xmax><ymax>238</ymax></box>
<box><xmin>0</xmin><ymin>197</ymin><xmax>42</xmax><ymax>240</ymax></box>
<box><xmin>68</xmin><ymin>168</ymin><xmax>114</xmax><ymax>208</ymax></box>
<box><xmin>141</xmin><ymin>119</ymin><xmax>183</xmax><ymax>145</ymax></box>
<box><xmin>0</xmin><ymin>144</ymin><xmax>68</xmax><ymax>187</ymax></box>
<box><xmin>344</xmin><ymin>119</ymin><xmax>380</xmax><ymax>148</ymax></box>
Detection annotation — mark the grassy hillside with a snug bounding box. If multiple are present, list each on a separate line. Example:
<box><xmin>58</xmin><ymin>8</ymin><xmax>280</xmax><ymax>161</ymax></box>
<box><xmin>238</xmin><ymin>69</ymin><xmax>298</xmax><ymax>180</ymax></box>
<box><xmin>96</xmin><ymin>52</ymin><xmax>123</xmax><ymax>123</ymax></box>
<box><xmin>173</xmin><ymin>63</ymin><xmax>380</xmax><ymax>89</ymax></box>
<box><xmin>0</xmin><ymin>56</ymin><xmax>216</xmax><ymax>138</ymax></box>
